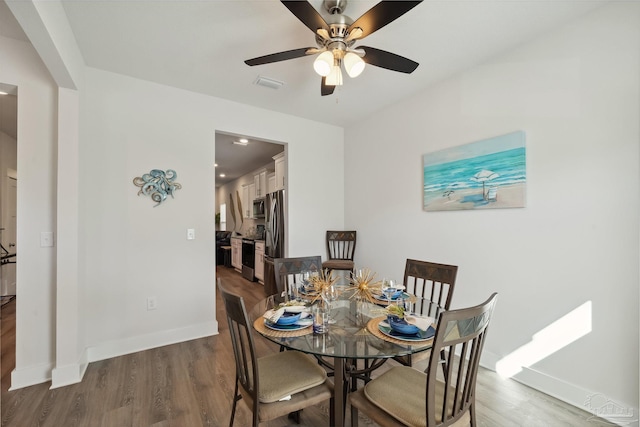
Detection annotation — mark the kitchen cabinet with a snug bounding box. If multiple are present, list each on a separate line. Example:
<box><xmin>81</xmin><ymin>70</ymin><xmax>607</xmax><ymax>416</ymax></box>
<box><xmin>241</xmin><ymin>183</ymin><xmax>255</xmax><ymax>219</ymax></box>
<box><xmin>254</xmin><ymin>169</ymin><xmax>267</xmax><ymax>199</ymax></box>
<box><xmin>231</xmin><ymin>237</ymin><xmax>242</xmax><ymax>271</ymax></box>
<box><xmin>255</xmin><ymin>241</ymin><xmax>265</xmax><ymax>283</ymax></box>
<box><xmin>273</xmin><ymin>152</ymin><xmax>285</xmax><ymax>191</ymax></box>
<box><xmin>267</xmin><ymin>172</ymin><xmax>276</xmax><ymax>194</ymax></box>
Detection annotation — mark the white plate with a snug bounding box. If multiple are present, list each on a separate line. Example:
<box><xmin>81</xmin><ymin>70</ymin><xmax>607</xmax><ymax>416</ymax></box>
<box><xmin>284</xmin><ymin>306</ymin><xmax>307</xmax><ymax>313</ymax></box>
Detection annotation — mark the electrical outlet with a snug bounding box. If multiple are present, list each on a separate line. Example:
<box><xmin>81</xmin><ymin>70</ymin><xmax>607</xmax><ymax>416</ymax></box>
<box><xmin>187</xmin><ymin>228</ymin><xmax>195</xmax><ymax>240</ymax></box>
<box><xmin>147</xmin><ymin>296</ymin><xmax>157</xmax><ymax>311</ymax></box>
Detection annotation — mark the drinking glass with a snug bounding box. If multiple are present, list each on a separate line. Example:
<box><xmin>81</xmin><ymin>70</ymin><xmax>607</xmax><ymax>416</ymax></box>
<box><xmin>322</xmin><ymin>284</ymin><xmax>339</xmax><ymax>324</ymax></box>
<box><xmin>382</xmin><ymin>278</ymin><xmax>397</xmax><ymax>305</ymax></box>
<box><xmin>312</xmin><ymin>305</ymin><xmax>329</xmax><ymax>334</ymax></box>
<box><xmin>299</xmin><ymin>270</ymin><xmax>311</xmax><ymax>297</ymax></box>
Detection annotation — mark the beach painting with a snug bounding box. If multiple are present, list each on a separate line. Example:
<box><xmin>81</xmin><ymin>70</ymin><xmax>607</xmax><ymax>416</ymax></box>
<box><xmin>423</xmin><ymin>131</ymin><xmax>526</xmax><ymax>211</ymax></box>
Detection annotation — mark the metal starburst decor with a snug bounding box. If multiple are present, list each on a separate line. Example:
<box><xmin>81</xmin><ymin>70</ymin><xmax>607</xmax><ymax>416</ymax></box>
<box><xmin>307</xmin><ymin>269</ymin><xmax>339</xmax><ymax>304</ymax></box>
<box><xmin>345</xmin><ymin>268</ymin><xmax>382</xmax><ymax>304</ymax></box>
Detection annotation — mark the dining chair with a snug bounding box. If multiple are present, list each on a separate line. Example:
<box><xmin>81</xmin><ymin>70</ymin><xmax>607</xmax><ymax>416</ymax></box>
<box><xmin>321</xmin><ymin>231</ymin><xmax>357</xmax><ymax>276</ymax></box>
<box><xmin>394</xmin><ymin>259</ymin><xmax>458</xmax><ymax>368</ymax></box>
<box><xmin>273</xmin><ymin>255</ymin><xmax>322</xmax><ymax>303</ymax></box>
<box><xmin>349</xmin><ymin>293</ymin><xmax>498</xmax><ymax>427</ymax></box>
<box><xmin>218</xmin><ymin>279</ymin><xmax>334</xmax><ymax>427</ymax></box>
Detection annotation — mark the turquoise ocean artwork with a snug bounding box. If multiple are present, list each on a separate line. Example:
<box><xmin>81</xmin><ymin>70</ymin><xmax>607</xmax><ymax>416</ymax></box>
<box><xmin>423</xmin><ymin>131</ymin><xmax>526</xmax><ymax>211</ymax></box>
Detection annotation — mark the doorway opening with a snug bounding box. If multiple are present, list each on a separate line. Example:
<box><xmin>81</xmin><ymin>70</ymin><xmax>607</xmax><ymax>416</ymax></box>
<box><xmin>214</xmin><ymin>130</ymin><xmax>286</xmax><ymax>292</ymax></box>
<box><xmin>0</xmin><ymin>82</ymin><xmax>17</xmax><ymax>392</ymax></box>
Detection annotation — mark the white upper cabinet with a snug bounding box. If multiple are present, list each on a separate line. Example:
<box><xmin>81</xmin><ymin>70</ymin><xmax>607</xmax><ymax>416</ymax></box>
<box><xmin>273</xmin><ymin>152</ymin><xmax>285</xmax><ymax>191</ymax></box>
<box><xmin>254</xmin><ymin>169</ymin><xmax>267</xmax><ymax>198</ymax></box>
<box><xmin>267</xmin><ymin>172</ymin><xmax>276</xmax><ymax>194</ymax></box>
<box><xmin>241</xmin><ymin>183</ymin><xmax>255</xmax><ymax>219</ymax></box>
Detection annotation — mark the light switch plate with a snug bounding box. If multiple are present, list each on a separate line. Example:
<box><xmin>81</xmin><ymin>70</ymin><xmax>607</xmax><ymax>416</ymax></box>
<box><xmin>187</xmin><ymin>228</ymin><xmax>195</xmax><ymax>240</ymax></box>
<box><xmin>40</xmin><ymin>232</ymin><xmax>54</xmax><ymax>247</ymax></box>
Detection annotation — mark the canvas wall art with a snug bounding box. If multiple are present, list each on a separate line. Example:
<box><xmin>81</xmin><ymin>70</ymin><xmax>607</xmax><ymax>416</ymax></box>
<box><xmin>423</xmin><ymin>131</ymin><xmax>526</xmax><ymax>211</ymax></box>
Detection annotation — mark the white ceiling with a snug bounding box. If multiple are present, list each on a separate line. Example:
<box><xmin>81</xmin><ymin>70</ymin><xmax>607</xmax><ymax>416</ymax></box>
<box><xmin>215</xmin><ymin>132</ymin><xmax>284</xmax><ymax>188</ymax></box>
<box><xmin>57</xmin><ymin>0</ymin><xmax>607</xmax><ymax>128</ymax></box>
<box><xmin>0</xmin><ymin>0</ymin><xmax>609</xmax><ymax>179</ymax></box>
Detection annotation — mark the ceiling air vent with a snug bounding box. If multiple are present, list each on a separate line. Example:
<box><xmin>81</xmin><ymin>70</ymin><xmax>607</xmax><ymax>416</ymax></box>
<box><xmin>254</xmin><ymin>76</ymin><xmax>284</xmax><ymax>90</ymax></box>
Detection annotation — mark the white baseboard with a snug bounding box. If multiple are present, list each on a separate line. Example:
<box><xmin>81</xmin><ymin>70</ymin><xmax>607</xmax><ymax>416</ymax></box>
<box><xmin>481</xmin><ymin>351</ymin><xmax>639</xmax><ymax>427</ymax></box>
<box><xmin>9</xmin><ymin>362</ymin><xmax>54</xmax><ymax>390</ymax></box>
<box><xmin>50</xmin><ymin>348</ymin><xmax>89</xmax><ymax>389</ymax></box>
<box><xmin>86</xmin><ymin>320</ymin><xmax>218</xmax><ymax>363</ymax></box>
<box><xmin>8</xmin><ymin>321</ymin><xmax>219</xmax><ymax>391</ymax></box>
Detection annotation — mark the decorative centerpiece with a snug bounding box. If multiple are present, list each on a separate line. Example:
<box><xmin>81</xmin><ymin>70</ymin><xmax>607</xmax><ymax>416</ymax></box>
<box><xmin>345</xmin><ymin>268</ymin><xmax>382</xmax><ymax>304</ymax></box>
<box><xmin>307</xmin><ymin>269</ymin><xmax>339</xmax><ymax>305</ymax></box>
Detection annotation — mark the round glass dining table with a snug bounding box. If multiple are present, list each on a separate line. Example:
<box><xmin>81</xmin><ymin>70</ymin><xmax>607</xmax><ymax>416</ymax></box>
<box><xmin>249</xmin><ymin>292</ymin><xmax>443</xmax><ymax>427</ymax></box>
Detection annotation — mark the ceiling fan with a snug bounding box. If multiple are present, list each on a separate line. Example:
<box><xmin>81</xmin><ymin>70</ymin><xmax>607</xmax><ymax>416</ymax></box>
<box><xmin>245</xmin><ymin>0</ymin><xmax>423</xmax><ymax>96</ymax></box>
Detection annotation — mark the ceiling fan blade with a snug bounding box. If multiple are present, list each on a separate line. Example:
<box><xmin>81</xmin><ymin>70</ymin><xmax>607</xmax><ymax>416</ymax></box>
<box><xmin>360</xmin><ymin>46</ymin><xmax>419</xmax><ymax>73</ymax></box>
<box><xmin>245</xmin><ymin>47</ymin><xmax>315</xmax><ymax>66</ymax></box>
<box><xmin>281</xmin><ymin>1</ymin><xmax>329</xmax><ymax>34</ymax></box>
<box><xmin>348</xmin><ymin>1</ymin><xmax>423</xmax><ymax>40</ymax></box>
<box><xmin>321</xmin><ymin>77</ymin><xmax>335</xmax><ymax>96</ymax></box>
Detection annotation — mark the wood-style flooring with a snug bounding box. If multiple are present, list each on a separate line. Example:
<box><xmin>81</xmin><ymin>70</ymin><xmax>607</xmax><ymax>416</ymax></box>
<box><xmin>0</xmin><ymin>268</ymin><xmax>612</xmax><ymax>426</ymax></box>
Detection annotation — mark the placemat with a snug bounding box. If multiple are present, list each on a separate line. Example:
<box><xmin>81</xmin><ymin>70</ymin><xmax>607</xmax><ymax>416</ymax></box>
<box><xmin>367</xmin><ymin>316</ymin><xmax>434</xmax><ymax>346</ymax></box>
<box><xmin>253</xmin><ymin>317</ymin><xmax>313</xmax><ymax>338</ymax></box>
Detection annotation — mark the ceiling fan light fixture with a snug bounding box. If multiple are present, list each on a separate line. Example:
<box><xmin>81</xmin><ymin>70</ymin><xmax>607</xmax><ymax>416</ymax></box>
<box><xmin>326</xmin><ymin>65</ymin><xmax>343</xmax><ymax>86</ymax></box>
<box><xmin>344</xmin><ymin>52</ymin><xmax>365</xmax><ymax>78</ymax></box>
<box><xmin>313</xmin><ymin>51</ymin><xmax>334</xmax><ymax>76</ymax></box>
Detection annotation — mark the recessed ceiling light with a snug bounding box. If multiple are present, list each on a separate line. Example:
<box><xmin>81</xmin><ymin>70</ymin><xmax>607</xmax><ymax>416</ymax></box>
<box><xmin>0</xmin><ymin>91</ymin><xmax>7</xmax><ymax>95</ymax></box>
<box><xmin>233</xmin><ymin>140</ymin><xmax>248</xmax><ymax>146</ymax></box>
<box><xmin>219</xmin><ymin>173</ymin><xmax>226</xmax><ymax>178</ymax></box>
<box><xmin>214</xmin><ymin>163</ymin><xmax>218</xmax><ymax>167</ymax></box>
<box><xmin>239</xmin><ymin>138</ymin><xmax>248</xmax><ymax>143</ymax></box>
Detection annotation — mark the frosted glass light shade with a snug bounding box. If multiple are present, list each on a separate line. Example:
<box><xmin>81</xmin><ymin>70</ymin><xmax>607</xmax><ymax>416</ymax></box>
<box><xmin>326</xmin><ymin>65</ymin><xmax>343</xmax><ymax>86</ymax></box>
<box><xmin>313</xmin><ymin>51</ymin><xmax>334</xmax><ymax>76</ymax></box>
<box><xmin>344</xmin><ymin>52</ymin><xmax>365</xmax><ymax>78</ymax></box>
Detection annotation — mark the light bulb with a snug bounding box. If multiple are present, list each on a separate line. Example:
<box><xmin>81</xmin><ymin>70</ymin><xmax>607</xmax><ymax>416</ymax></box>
<box><xmin>313</xmin><ymin>51</ymin><xmax>334</xmax><ymax>76</ymax></box>
<box><xmin>344</xmin><ymin>52</ymin><xmax>365</xmax><ymax>78</ymax></box>
<box><xmin>326</xmin><ymin>65</ymin><xmax>343</xmax><ymax>86</ymax></box>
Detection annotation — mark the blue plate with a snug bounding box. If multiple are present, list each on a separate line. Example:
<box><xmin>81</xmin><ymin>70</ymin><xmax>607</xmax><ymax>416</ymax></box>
<box><xmin>387</xmin><ymin>315</ymin><xmax>419</xmax><ymax>335</ymax></box>
<box><xmin>375</xmin><ymin>292</ymin><xmax>410</xmax><ymax>302</ymax></box>
<box><xmin>264</xmin><ymin>320</ymin><xmax>309</xmax><ymax>331</ymax></box>
<box><xmin>378</xmin><ymin>322</ymin><xmax>435</xmax><ymax>342</ymax></box>
<box><xmin>276</xmin><ymin>312</ymin><xmax>301</xmax><ymax>325</ymax></box>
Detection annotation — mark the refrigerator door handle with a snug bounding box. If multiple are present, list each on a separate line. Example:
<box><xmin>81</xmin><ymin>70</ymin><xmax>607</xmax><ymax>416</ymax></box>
<box><xmin>269</xmin><ymin>195</ymin><xmax>279</xmax><ymax>254</ymax></box>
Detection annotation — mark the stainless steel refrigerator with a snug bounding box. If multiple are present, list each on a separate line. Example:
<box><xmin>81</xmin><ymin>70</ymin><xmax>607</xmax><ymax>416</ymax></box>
<box><xmin>264</xmin><ymin>189</ymin><xmax>285</xmax><ymax>296</ymax></box>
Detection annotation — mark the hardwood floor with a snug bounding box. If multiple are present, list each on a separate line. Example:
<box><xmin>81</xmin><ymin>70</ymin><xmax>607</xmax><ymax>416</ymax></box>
<box><xmin>0</xmin><ymin>268</ymin><xmax>612</xmax><ymax>426</ymax></box>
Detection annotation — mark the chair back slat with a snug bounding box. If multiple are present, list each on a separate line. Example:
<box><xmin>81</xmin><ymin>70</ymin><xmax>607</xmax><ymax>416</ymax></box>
<box><xmin>426</xmin><ymin>293</ymin><xmax>498</xmax><ymax>427</ymax></box>
<box><xmin>326</xmin><ymin>231</ymin><xmax>356</xmax><ymax>261</ymax></box>
<box><xmin>219</xmin><ymin>280</ymin><xmax>260</xmax><ymax>409</ymax></box>
<box><xmin>273</xmin><ymin>256</ymin><xmax>322</xmax><ymax>302</ymax></box>
<box><xmin>403</xmin><ymin>259</ymin><xmax>458</xmax><ymax>311</ymax></box>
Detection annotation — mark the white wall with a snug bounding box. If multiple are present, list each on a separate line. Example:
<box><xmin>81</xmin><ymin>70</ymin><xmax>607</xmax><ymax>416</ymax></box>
<box><xmin>2</xmin><ymin>7</ymin><xmax>344</xmax><ymax>387</ymax></box>
<box><xmin>79</xmin><ymin>67</ymin><xmax>344</xmax><ymax>362</ymax></box>
<box><xmin>0</xmin><ymin>35</ymin><xmax>58</xmax><ymax>388</ymax></box>
<box><xmin>344</xmin><ymin>2</ymin><xmax>639</xmax><ymax>420</ymax></box>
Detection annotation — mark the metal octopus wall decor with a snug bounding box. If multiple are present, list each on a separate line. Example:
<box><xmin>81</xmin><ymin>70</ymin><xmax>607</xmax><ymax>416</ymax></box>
<box><xmin>133</xmin><ymin>169</ymin><xmax>182</xmax><ymax>207</ymax></box>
